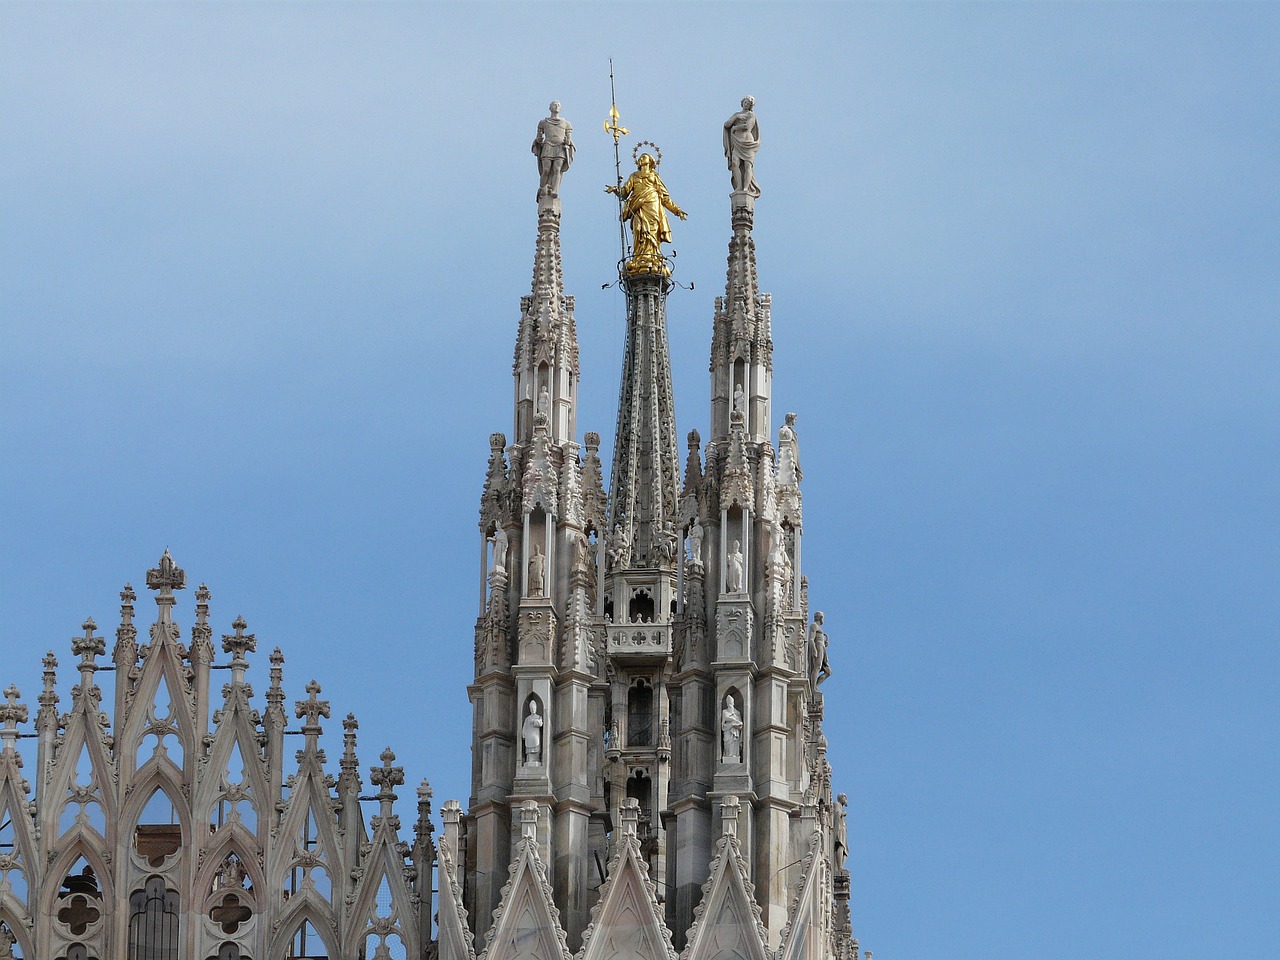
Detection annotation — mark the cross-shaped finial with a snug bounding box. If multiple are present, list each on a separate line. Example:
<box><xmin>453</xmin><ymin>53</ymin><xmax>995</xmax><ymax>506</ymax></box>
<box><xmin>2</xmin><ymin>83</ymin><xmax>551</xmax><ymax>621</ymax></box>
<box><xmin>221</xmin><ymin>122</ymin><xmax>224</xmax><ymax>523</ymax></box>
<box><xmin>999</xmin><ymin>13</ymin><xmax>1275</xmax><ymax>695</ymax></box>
<box><xmin>194</xmin><ymin>583</ymin><xmax>211</xmax><ymax>623</ymax></box>
<box><xmin>417</xmin><ymin>778</ymin><xmax>433</xmax><ymax>802</ymax></box>
<box><xmin>294</xmin><ymin>680</ymin><xmax>330</xmax><ymax>735</ymax></box>
<box><xmin>370</xmin><ymin>747</ymin><xmax>404</xmax><ymax>802</ymax></box>
<box><xmin>71</xmin><ymin>618</ymin><xmax>105</xmax><ymax>668</ymax></box>
<box><xmin>0</xmin><ymin>686</ymin><xmax>26</xmax><ymax>734</ymax></box>
<box><xmin>221</xmin><ymin>616</ymin><xmax>256</xmax><ymax>664</ymax></box>
<box><xmin>119</xmin><ymin>584</ymin><xmax>136</xmax><ymax>624</ymax></box>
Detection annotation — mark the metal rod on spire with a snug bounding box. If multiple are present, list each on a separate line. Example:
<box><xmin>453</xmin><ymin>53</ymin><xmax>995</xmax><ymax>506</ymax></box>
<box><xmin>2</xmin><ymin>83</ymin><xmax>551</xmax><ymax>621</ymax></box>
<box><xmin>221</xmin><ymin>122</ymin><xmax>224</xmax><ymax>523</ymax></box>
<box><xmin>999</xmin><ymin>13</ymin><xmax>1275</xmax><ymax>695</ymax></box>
<box><xmin>603</xmin><ymin>59</ymin><xmax>629</xmax><ymax>268</ymax></box>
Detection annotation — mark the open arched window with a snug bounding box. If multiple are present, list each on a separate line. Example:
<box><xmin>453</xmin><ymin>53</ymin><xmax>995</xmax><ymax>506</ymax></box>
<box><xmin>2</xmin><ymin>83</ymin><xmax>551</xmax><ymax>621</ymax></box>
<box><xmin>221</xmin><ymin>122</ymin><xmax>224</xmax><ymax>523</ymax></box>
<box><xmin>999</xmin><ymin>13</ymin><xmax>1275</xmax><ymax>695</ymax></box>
<box><xmin>627</xmin><ymin>679</ymin><xmax>653</xmax><ymax>747</ymax></box>
<box><xmin>134</xmin><ymin>787</ymin><xmax>182</xmax><ymax>867</ymax></box>
<box><xmin>286</xmin><ymin>918</ymin><xmax>328</xmax><ymax>958</ymax></box>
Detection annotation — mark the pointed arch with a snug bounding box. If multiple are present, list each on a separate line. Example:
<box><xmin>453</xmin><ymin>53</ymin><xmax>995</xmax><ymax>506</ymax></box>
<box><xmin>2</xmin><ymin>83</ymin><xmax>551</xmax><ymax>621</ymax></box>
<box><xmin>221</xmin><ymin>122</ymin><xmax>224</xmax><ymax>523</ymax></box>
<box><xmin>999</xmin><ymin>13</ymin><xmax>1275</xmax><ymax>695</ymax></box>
<box><xmin>194</xmin><ymin>830</ymin><xmax>264</xmax><ymax>905</ymax></box>
<box><xmin>45</xmin><ymin>850</ymin><xmax>109</xmax><ymax>947</ymax></box>
<box><xmin>115</xmin><ymin>639</ymin><xmax>198</xmax><ymax>780</ymax></box>
<box><xmin>0</xmin><ymin>908</ymin><xmax>32</xmax><ymax>959</ymax></box>
<box><xmin>270</xmin><ymin>902</ymin><xmax>336</xmax><ymax>960</ymax></box>
<box><xmin>343</xmin><ymin>828</ymin><xmax>418</xmax><ymax>959</ymax></box>
<box><xmin>44</xmin><ymin>834</ymin><xmax>114</xmax><ymax>920</ymax></box>
<box><xmin>122</xmin><ymin>769</ymin><xmax>189</xmax><ymax>870</ymax></box>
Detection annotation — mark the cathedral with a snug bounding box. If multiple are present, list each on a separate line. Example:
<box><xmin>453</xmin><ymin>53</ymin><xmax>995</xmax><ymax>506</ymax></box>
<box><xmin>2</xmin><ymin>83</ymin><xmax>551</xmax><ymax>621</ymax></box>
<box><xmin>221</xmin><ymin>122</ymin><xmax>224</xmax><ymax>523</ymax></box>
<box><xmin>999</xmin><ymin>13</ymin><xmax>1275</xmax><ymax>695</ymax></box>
<box><xmin>0</xmin><ymin>99</ymin><xmax>856</xmax><ymax>960</ymax></box>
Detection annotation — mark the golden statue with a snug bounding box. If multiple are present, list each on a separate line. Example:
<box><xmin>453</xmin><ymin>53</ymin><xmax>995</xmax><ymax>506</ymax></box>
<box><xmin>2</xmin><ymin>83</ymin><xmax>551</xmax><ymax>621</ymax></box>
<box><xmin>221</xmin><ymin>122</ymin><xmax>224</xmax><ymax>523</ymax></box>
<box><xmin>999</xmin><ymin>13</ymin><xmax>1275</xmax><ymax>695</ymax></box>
<box><xmin>606</xmin><ymin>153</ymin><xmax>687</xmax><ymax>275</ymax></box>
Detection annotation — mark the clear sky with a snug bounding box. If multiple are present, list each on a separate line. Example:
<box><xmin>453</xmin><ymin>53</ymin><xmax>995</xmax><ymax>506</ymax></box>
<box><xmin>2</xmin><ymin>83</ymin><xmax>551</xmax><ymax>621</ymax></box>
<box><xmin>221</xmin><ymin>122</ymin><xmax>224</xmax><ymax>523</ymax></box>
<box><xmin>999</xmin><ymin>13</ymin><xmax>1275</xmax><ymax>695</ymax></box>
<box><xmin>2</xmin><ymin>4</ymin><xmax>1277</xmax><ymax>958</ymax></box>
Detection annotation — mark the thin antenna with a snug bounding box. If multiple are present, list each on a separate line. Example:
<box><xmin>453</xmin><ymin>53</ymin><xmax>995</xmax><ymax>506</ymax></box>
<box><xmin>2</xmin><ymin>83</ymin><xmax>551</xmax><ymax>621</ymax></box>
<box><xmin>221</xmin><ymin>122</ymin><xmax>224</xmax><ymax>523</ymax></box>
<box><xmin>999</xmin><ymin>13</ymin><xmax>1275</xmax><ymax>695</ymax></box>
<box><xmin>603</xmin><ymin>59</ymin><xmax>629</xmax><ymax>268</ymax></box>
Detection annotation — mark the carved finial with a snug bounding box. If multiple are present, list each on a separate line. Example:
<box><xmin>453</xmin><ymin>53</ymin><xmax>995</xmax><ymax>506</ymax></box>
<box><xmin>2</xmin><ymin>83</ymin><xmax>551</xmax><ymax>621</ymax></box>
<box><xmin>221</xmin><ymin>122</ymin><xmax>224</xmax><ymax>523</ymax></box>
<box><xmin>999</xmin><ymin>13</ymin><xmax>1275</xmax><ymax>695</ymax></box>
<box><xmin>370</xmin><ymin>747</ymin><xmax>404</xmax><ymax>805</ymax></box>
<box><xmin>194</xmin><ymin>583</ymin><xmax>211</xmax><ymax>620</ymax></box>
<box><xmin>72</xmin><ymin>618</ymin><xmax>105</xmax><ymax>670</ymax></box>
<box><xmin>294</xmin><ymin>680</ymin><xmax>330</xmax><ymax>737</ymax></box>
<box><xmin>520</xmin><ymin>799</ymin><xmax>540</xmax><ymax>840</ymax></box>
<box><xmin>221</xmin><ymin>616</ymin><xmax>256</xmax><ymax>673</ymax></box>
<box><xmin>119</xmin><ymin>584</ymin><xmax>136</xmax><ymax>624</ymax></box>
<box><xmin>146</xmin><ymin>549</ymin><xmax>186</xmax><ymax>608</ymax></box>
<box><xmin>417</xmin><ymin>778</ymin><xmax>433</xmax><ymax>803</ymax></box>
<box><xmin>0</xmin><ymin>687</ymin><xmax>27</xmax><ymax>754</ymax></box>
<box><xmin>618</xmin><ymin>797</ymin><xmax>640</xmax><ymax>838</ymax></box>
<box><xmin>490</xmin><ymin>432</ymin><xmax>507</xmax><ymax>451</ymax></box>
<box><xmin>720</xmin><ymin>794</ymin><xmax>741</xmax><ymax>837</ymax></box>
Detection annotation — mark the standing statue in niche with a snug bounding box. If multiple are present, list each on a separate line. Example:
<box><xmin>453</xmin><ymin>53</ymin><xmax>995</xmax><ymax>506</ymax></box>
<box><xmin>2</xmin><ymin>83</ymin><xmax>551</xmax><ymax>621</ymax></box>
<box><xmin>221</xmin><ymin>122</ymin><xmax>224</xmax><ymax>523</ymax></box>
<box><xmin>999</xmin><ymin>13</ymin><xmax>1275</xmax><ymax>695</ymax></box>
<box><xmin>777</xmin><ymin>412</ymin><xmax>802</xmax><ymax>486</ymax></box>
<box><xmin>0</xmin><ymin>925</ymin><xmax>15</xmax><ymax>960</ymax></box>
<box><xmin>605</xmin><ymin>152</ymin><xmax>687</xmax><ymax>276</ymax></box>
<box><xmin>528</xmin><ymin>544</ymin><xmax>546</xmax><ymax>597</ymax></box>
<box><xmin>489</xmin><ymin>526</ymin><xmax>509</xmax><ymax>575</ymax></box>
<box><xmin>723</xmin><ymin>96</ymin><xmax>761</xmax><ymax>198</ymax></box>
<box><xmin>721</xmin><ymin>695</ymin><xmax>744</xmax><ymax>763</ymax></box>
<box><xmin>808</xmin><ymin>611</ymin><xmax>831</xmax><ymax>688</ymax></box>
<box><xmin>727</xmin><ymin>540</ymin><xmax>745</xmax><ymax>594</ymax></box>
<box><xmin>532</xmin><ymin>100</ymin><xmax>574</xmax><ymax>200</ymax></box>
<box><xmin>688</xmin><ymin>517</ymin><xmax>704</xmax><ymax>565</ymax></box>
<box><xmin>523</xmin><ymin>701</ymin><xmax>544</xmax><ymax>765</ymax></box>
<box><xmin>536</xmin><ymin>385</ymin><xmax>551</xmax><ymax>420</ymax></box>
<box><xmin>732</xmin><ymin>382</ymin><xmax>746</xmax><ymax>418</ymax></box>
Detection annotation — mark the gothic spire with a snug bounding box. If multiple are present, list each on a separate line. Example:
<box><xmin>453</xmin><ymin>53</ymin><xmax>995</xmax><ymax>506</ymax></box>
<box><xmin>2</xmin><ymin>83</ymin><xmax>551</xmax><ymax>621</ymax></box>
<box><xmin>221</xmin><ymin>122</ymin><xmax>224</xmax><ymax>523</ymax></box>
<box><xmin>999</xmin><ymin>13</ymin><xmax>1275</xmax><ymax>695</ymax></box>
<box><xmin>606</xmin><ymin>269</ymin><xmax>682</xmax><ymax>570</ymax></box>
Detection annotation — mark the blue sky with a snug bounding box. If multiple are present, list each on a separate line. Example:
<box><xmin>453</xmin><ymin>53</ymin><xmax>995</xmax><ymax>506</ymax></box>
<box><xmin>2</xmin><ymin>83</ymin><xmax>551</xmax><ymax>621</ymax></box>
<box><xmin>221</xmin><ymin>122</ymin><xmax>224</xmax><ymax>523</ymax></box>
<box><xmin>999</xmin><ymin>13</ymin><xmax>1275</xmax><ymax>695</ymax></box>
<box><xmin>2</xmin><ymin>4</ymin><xmax>1277</xmax><ymax>958</ymax></box>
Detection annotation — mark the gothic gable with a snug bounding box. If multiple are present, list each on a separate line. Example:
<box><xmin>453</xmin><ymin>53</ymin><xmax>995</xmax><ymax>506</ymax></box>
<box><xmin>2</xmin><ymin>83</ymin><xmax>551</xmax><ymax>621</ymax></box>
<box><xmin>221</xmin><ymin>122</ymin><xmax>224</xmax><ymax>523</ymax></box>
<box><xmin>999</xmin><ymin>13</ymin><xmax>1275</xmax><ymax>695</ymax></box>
<box><xmin>679</xmin><ymin>798</ymin><xmax>768</xmax><ymax>960</ymax></box>
<box><xmin>776</xmin><ymin>823</ymin><xmax>828</xmax><ymax>960</ymax></box>
<box><xmin>577</xmin><ymin>800</ymin><xmax>676</xmax><ymax>960</ymax></box>
<box><xmin>483</xmin><ymin>802</ymin><xmax>571</xmax><ymax>960</ymax></box>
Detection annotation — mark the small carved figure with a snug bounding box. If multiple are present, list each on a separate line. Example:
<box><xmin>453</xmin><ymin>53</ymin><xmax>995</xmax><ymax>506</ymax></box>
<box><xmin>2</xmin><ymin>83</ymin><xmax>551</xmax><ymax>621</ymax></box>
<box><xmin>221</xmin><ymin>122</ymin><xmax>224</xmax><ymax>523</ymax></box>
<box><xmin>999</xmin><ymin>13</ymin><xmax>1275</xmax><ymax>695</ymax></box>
<box><xmin>605</xmin><ymin>153</ymin><xmax>687</xmax><ymax>275</ymax></box>
<box><xmin>688</xmin><ymin>517</ymin><xmax>704</xmax><ymax>565</ymax></box>
<box><xmin>723</xmin><ymin>96</ymin><xmax>761</xmax><ymax>198</ymax></box>
<box><xmin>727</xmin><ymin>540</ymin><xmax>745</xmax><ymax>593</ymax></box>
<box><xmin>834</xmin><ymin>792</ymin><xmax>849</xmax><ymax>875</ymax></box>
<box><xmin>528</xmin><ymin>544</ymin><xmax>546</xmax><ymax>597</ymax></box>
<box><xmin>777</xmin><ymin>412</ymin><xmax>802</xmax><ymax>486</ymax></box>
<box><xmin>537</xmin><ymin>385</ymin><xmax>550</xmax><ymax>420</ymax></box>
<box><xmin>808</xmin><ymin>611</ymin><xmax>831</xmax><ymax>688</ymax></box>
<box><xmin>532</xmin><ymin>101</ymin><xmax>574</xmax><ymax>200</ymax></box>
<box><xmin>523</xmin><ymin>701</ymin><xmax>544</xmax><ymax>765</ymax></box>
<box><xmin>720</xmin><ymin>695</ymin><xmax>744</xmax><ymax>763</ymax></box>
<box><xmin>659</xmin><ymin>520</ymin><xmax>679</xmax><ymax>561</ymax></box>
<box><xmin>489</xmin><ymin>526</ymin><xmax>509</xmax><ymax>574</ymax></box>
<box><xmin>607</xmin><ymin>523</ymin><xmax>630</xmax><ymax>570</ymax></box>
<box><xmin>732</xmin><ymin>382</ymin><xmax>746</xmax><ymax>416</ymax></box>
<box><xmin>0</xmin><ymin>925</ymin><xmax>15</xmax><ymax>960</ymax></box>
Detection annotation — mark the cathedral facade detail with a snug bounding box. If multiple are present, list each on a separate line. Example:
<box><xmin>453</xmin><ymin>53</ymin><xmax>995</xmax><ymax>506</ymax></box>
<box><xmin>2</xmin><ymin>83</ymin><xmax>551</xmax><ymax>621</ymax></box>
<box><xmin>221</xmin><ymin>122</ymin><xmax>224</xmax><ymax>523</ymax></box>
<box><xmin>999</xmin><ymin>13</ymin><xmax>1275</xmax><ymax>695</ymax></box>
<box><xmin>0</xmin><ymin>99</ymin><xmax>855</xmax><ymax>960</ymax></box>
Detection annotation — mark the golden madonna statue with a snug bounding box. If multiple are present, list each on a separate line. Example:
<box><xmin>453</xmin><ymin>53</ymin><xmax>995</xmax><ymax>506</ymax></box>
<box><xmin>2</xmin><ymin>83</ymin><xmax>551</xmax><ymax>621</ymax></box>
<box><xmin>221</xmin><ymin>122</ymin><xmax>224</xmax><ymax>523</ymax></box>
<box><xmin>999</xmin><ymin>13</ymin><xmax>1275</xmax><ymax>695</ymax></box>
<box><xmin>606</xmin><ymin>153</ymin><xmax>687</xmax><ymax>275</ymax></box>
